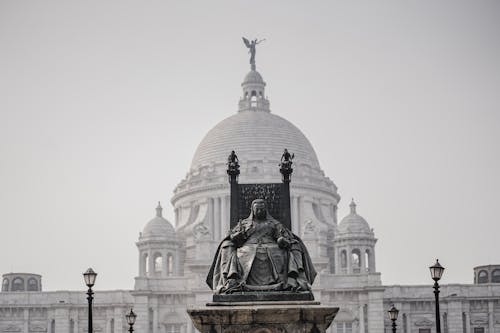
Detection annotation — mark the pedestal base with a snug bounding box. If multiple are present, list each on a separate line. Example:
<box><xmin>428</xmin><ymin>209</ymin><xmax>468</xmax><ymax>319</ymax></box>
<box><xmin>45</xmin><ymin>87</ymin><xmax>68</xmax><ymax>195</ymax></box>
<box><xmin>188</xmin><ymin>301</ymin><xmax>339</xmax><ymax>333</ymax></box>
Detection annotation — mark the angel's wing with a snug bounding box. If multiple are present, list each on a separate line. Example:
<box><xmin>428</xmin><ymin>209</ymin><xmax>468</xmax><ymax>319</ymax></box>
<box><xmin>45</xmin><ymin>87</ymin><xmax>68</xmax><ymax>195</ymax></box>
<box><xmin>242</xmin><ymin>37</ymin><xmax>251</xmax><ymax>48</ymax></box>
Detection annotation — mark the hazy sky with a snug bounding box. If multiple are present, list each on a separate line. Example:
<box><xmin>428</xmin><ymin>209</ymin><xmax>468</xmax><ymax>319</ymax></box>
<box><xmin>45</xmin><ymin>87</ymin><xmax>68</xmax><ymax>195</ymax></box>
<box><xmin>1</xmin><ymin>1</ymin><xmax>499</xmax><ymax>291</ymax></box>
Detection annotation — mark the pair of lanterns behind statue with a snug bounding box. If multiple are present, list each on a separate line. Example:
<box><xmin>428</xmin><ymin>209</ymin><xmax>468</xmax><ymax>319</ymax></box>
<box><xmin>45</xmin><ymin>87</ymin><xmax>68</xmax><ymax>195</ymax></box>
<box><xmin>387</xmin><ymin>260</ymin><xmax>445</xmax><ymax>333</ymax></box>
<box><xmin>83</xmin><ymin>268</ymin><xmax>137</xmax><ymax>332</ymax></box>
<box><xmin>226</xmin><ymin>149</ymin><xmax>294</xmax><ymax>182</ymax></box>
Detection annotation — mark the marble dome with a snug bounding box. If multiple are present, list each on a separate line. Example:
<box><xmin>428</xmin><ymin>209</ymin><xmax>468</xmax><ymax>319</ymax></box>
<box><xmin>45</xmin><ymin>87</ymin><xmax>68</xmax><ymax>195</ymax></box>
<box><xmin>338</xmin><ymin>200</ymin><xmax>372</xmax><ymax>234</ymax></box>
<box><xmin>142</xmin><ymin>203</ymin><xmax>175</xmax><ymax>239</ymax></box>
<box><xmin>191</xmin><ymin>111</ymin><xmax>321</xmax><ymax>170</ymax></box>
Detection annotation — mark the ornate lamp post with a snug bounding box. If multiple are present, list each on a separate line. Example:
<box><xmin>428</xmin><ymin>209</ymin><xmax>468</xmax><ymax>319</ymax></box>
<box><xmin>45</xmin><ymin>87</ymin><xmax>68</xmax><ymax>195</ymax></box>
<box><xmin>126</xmin><ymin>308</ymin><xmax>137</xmax><ymax>333</ymax></box>
<box><xmin>429</xmin><ymin>259</ymin><xmax>445</xmax><ymax>333</ymax></box>
<box><xmin>83</xmin><ymin>268</ymin><xmax>97</xmax><ymax>333</ymax></box>
<box><xmin>388</xmin><ymin>304</ymin><xmax>399</xmax><ymax>333</ymax></box>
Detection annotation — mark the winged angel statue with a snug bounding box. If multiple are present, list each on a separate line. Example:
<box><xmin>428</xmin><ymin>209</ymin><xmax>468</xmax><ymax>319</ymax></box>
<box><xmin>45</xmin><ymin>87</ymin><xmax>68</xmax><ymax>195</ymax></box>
<box><xmin>242</xmin><ymin>37</ymin><xmax>265</xmax><ymax>70</ymax></box>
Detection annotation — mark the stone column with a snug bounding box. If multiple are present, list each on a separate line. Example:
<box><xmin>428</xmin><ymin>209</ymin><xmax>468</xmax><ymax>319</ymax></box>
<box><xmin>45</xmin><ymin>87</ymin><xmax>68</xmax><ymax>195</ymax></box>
<box><xmin>153</xmin><ymin>304</ymin><xmax>159</xmax><ymax>333</ymax></box>
<box><xmin>369</xmin><ymin>248</ymin><xmax>376</xmax><ymax>272</ymax></box>
<box><xmin>148</xmin><ymin>250</ymin><xmax>155</xmax><ymax>277</ymax></box>
<box><xmin>162</xmin><ymin>249</ymin><xmax>168</xmax><ymax>277</ymax></box>
<box><xmin>465</xmin><ymin>312</ymin><xmax>471</xmax><ymax>333</ymax></box>
<box><xmin>113</xmin><ymin>308</ymin><xmax>124</xmax><ymax>333</ymax></box>
<box><xmin>360</xmin><ymin>248</ymin><xmax>366</xmax><ymax>274</ymax></box>
<box><xmin>208</xmin><ymin>198</ymin><xmax>214</xmax><ymax>240</ymax></box>
<box><xmin>74</xmin><ymin>316</ymin><xmax>79</xmax><ymax>333</ymax></box>
<box><xmin>488</xmin><ymin>301</ymin><xmax>494</xmax><ymax>333</ymax></box>
<box><xmin>214</xmin><ymin>197</ymin><xmax>221</xmax><ymax>241</ymax></box>
<box><xmin>23</xmin><ymin>308</ymin><xmax>29</xmax><ymax>333</ymax></box>
<box><xmin>359</xmin><ymin>305</ymin><xmax>365</xmax><ymax>333</ymax></box>
<box><xmin>346</xmin><ymin>246</ymin><xmax>352</xmax><ymax>274</ymax></box>
<box><xmin>139</xmin><ymin>251</ymin><xmax>144</xmax><ymax>277</ymax></box>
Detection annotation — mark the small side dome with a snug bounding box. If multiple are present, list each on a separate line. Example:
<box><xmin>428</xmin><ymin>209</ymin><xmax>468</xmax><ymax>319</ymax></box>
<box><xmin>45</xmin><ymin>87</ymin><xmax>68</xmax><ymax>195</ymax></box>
<box><xmin>141</xmin><ymin>202</ymin><xmax>175</xmax><ymax>239</ymax></box>
<box><xmin>338</xmin><ymin>199</ymin><xmax>372</xmax><ymax>234</ymax></box>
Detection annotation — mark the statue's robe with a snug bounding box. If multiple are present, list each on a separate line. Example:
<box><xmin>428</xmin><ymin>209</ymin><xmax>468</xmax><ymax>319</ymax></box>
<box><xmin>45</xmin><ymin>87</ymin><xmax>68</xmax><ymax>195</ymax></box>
<box><xmin>206</xmin><ymin>213</ymin><xmax>317</xmax><ymax>294</ymax></box>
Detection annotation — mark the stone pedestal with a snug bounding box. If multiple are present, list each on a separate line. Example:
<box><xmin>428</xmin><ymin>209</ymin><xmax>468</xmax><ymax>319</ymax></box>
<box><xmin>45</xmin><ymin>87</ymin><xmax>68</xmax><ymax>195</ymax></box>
<box><xmin>188</xmin><ymin>301</ymin><xmax>339</xmax><ymax>333</ymax></box>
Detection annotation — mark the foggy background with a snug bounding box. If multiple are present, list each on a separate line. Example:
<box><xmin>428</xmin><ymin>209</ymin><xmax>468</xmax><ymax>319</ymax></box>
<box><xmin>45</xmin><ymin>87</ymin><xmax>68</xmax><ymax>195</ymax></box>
<box><xmin>1</xmin><ymin>1</ymin><xmax>499</xmax><ymax>291</ymax></box>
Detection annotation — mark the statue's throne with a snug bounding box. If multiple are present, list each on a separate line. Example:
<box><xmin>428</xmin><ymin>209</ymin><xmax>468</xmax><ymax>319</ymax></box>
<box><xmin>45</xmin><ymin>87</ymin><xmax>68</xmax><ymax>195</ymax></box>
<box><xmin>227</xmin><ymin>151</ymin><xmax>293</xmax><ymax>230</ymax></box>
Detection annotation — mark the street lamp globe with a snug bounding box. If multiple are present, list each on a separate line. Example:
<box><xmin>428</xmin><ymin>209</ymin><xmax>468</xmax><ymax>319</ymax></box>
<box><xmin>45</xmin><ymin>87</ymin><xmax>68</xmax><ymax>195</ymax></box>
<box><xmin>126</xmin><ymin>309</ymin><xmax>137</xmax><ymax>325</ymax></box>
<box><xmin>429</xmin><ymin>259</ymin><xmax>445</xmax><ymax>282</ymax></box>
<box><xmin>388</xmin><ymin>304</ymin><xmax>399</xmax><ymax>321</ymax></box>
<box><xmin>83</xmin><ymin>268</ymin><xmax>97</xmax><ymax>287</ymax></box>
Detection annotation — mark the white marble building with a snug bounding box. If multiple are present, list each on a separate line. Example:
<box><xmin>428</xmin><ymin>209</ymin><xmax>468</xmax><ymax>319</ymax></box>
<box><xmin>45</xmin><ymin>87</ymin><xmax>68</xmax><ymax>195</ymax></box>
<box><xmin>1</xmin><ymin>68</ymin><xmax>499</xmax><ymax>333</ymax></box>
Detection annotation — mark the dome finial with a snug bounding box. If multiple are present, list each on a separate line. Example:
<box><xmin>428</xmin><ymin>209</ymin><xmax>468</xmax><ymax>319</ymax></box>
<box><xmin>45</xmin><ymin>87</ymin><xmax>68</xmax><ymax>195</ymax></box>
<box><xmin>350</xmin><ymin>198</ymin><xmax>357</xmax><ymax>214</ymax></box>
<box><xmin>156</xmin><ymin>202</ymin><xmax>163</xmax><ymax>217</ymax></box>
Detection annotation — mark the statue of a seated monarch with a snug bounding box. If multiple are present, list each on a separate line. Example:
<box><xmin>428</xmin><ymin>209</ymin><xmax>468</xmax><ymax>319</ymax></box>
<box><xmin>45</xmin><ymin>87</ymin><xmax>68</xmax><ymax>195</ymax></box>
<box><xmin>206</xmin><ymin>199</ymin><xmax>317</xmax><ymax>294</ymax></box>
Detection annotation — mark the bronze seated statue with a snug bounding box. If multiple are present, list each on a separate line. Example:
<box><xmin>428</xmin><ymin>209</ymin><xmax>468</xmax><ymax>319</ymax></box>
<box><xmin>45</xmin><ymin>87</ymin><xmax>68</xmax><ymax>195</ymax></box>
<box><xmin>207</xmin><ymin>199</ymin><xmax>316</xmax><ymax>295</ymax></box>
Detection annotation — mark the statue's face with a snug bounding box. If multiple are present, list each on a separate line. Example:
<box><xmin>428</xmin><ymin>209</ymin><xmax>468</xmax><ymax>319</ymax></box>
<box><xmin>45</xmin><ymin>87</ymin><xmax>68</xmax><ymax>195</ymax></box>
<box><xmin>252</xmin><ymin>202</ymin><xmax>267</xmax><ymax>220</ymax></box>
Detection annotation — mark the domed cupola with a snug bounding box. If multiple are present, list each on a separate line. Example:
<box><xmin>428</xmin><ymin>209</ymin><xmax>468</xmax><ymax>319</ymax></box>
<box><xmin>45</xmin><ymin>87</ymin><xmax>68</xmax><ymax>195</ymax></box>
<box><xmin>334</xmin><ymin>199</ymin><xmax>377</xmax><ymax>275</ymax></box>
<box><xmin>140</xmin><ymin>202</ymin><xmax>176</xmax><ymax>241</ymax></box>
<box><xmin>338</xmin><ymin>200</ymin><xmax>372</xmax><ymax>235</ymax></box>
<box><xmin>135</xmin><ymin>203</ymin><xmax>182</xmax><ymax>283</ymax></box>
<box><xmin>238</xmin><ymin>70</ymin><xmax>270</xmax><ymax>112</ymax></box>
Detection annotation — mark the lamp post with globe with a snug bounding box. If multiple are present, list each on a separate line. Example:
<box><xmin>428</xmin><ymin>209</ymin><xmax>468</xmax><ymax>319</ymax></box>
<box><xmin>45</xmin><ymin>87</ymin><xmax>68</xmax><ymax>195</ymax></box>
<box><xmin>83</xmin><ymin>268</ymin><xmax>97</xmax><ymax>333</ymax></box>
<box><xmin>388</xmin><ymin>304</ymin><xmax>399</xmax><ymax>333</ymax></box>
<box><xmin>429</xmin><ymin>259</ymin><xmax>445</xmax><ymax>333</ymax></box>
<box><xmin>126</xmin><ymin>309</ymin><xmax>137</xmax><ymax>333</ymax></box>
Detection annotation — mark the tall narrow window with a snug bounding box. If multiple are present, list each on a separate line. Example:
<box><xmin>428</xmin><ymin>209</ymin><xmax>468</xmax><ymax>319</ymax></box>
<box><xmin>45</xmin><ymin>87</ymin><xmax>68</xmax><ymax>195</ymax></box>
<box><xmin>365</xmin><ymin>250</ymin><xmax>370</xmax><ymax>272</ymax></box>
<box><xmin>154</xmin><ymin>253</ymin><xmax>162</xmax><ymax>273</ymax></box>
<box><xmin>167</xmin><ymin>253</ymin><xmax>174</xmax><ymax>276</ymax></box>
<box><xmin>144</xmin><ymin>253</ymin><xmax>149</xmax><ymax>275</ymax></box>
<box><xmin>352</xmin><ymin>249</ymin><xmax>361</xmax><ymax>273</ymax></box>
<box><xmin>1</xmin><ymin>278</ymin><xmax>8</xmax><ymax>291</ymax></box>
<box><xmin>70</xmin><ymin>319</ymin><xmax>74</xmax><ymax>333</ymax></box>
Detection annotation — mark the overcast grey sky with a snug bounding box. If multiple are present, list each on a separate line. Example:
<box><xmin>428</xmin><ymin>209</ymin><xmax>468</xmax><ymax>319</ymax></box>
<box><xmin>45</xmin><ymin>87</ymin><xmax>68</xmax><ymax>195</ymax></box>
<box><xmin>1</xmin><ymin>1</ymin><xmax>499</xmax><ymax>291</ymax></box>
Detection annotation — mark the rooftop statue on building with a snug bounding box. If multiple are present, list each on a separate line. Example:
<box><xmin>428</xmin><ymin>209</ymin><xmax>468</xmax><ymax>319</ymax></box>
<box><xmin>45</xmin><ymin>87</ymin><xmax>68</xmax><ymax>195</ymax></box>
<box><xmin>242</xmin><ymin>37</ymin><xmax>265</xmax><ymax>71</ymax></box>
<box><xmin>206</xmin><ymin>199</ymin><xmax>316</xmax><ymax>294</ymax></box>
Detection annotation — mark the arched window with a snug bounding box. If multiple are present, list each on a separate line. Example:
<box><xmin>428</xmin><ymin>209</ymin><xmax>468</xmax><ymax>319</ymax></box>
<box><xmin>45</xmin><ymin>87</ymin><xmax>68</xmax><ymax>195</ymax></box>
<box><xmin>50</xmin><ymin>319</ymin><xmax>55</xmax><ymax>333</ymax></box>
<box><xmin>478</xmin><ymin>270</ymin><xmax>488</xmax><ymax>283</ymax></box>
<box><xmin>27</xmin><ymin>278</ymin><xmax>38</xmax><ymax>291</ymax></box>
<box><xmin>340</xmin><ymin>250</ymin><xmax>347</xmax><ymax>268</ymax></box>
<box><xmin>154</xmin><ymin>253</ymin><xmax>162</xmax><ymax>273</ymax></box>
<box><xmin>1</xmin><ymin>278</ymin><xmax>8</xmax><ymax>292</ymax></box>
<box><xmin>12</xmin><ymin>277</ymin><xmax>24</xmax><ymax>291</ymax></box>
<box><xmin>110</xmin><ymin>319</ymin><xmax>114</xmax><ymax>333</ymax></box>
<box><xmin>351</xmin><ymin>249</ymin><xmax>361</xmax><ymax>273</ymax></box>
<box><xmin>250</xmin><ymin>91</ymin><xmax>257</xmax><ymax>107</ymax></box>
<box><xmin>70</xmin><ymin>319</ymin><xmax>75</xmax><ymax>333</ymax></box>
<box><xmin>144</xmin><ymin>253</ymin><xmax>149</xmax><ymax>275</ymax></box>
<box><xmin>364</xmin><ymin>249</ymin><xmax>370</xmax><ymax>272</ymax></box>
<box><xmin>167</xmin><ymin>253</ymin><xmax>174</xmax><ymax>276</ymax></box>
<box><xmin>492</xmin><ymin>270</ymin><xmax>500</xmax><ymax>283</ymax></box>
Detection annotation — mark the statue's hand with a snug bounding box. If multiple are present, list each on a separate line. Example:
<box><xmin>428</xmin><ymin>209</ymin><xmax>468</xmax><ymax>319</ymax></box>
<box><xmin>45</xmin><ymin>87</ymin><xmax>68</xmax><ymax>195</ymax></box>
<box><xmin>277</xmin><ymin>236</ymin><xmax>290</xmax><ymax>249</ymax></box>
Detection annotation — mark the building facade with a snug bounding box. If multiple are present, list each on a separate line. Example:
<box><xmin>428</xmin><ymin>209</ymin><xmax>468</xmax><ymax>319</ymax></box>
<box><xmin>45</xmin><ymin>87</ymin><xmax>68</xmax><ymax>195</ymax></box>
<box><xmin>1</xmin><ymin>68</ymin><xmax>499</xmax><ymax>333</ymax></box>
